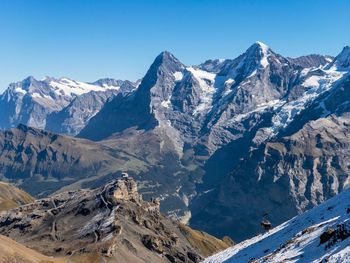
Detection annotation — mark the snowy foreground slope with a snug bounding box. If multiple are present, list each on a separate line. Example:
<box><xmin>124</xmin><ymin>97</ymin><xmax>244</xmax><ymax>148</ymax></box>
<box><xmin>203</xmin><ymin>189</ymin><xmax>350</xmax><ymax>263</ymax></box>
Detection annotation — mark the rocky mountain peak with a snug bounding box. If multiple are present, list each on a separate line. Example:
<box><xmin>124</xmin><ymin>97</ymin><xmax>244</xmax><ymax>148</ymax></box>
<box><xmin>253</xmin><ymin>41</ymin><xmax>270</xmax><ymax>51</ymax></box>
<box><xmin>157</xmin><ymin>50</ymin><xmax>180</xmax><ymax>62</ymax></box>
<box><xmin>7</xmin><ymin>76</ymin><xmax>39</xmax><ymax>94</ymax></box>
<box><xmin>148</xmin><ymin>50</ymin><xmax>185</xmax><ymax>76</ymax></box>
<box><xmin>328</xmin><ymin>45</ymin><xmax>350</xmax><ymax>70</ymax></box>
<box><xmin>244</xmin><ymin>41</ymin><xmax>271</xmax><ymax>68</ymax></box>
<box><xmin>22</xmin><ymin>75</ymin><xmax>37</xmax><ymax>84</ymax></box>
<box><xmin>287</xmin><ymin>54</ymin><xmax>333</xmax><ymax>68</ymax></box>
<box><xmin>217</xmin><ymin>41</ymin><xmax>276</xmax><ymax>78</ymax></box>
<box><xmin>107</xmin><ymin>176</ymin><xmax>142</xmax><ymax>203</ymax></box>
<box><xmin>91</xmin><ymin>78</ymin><xmax>124</xmax><ymax>88</ymax></box>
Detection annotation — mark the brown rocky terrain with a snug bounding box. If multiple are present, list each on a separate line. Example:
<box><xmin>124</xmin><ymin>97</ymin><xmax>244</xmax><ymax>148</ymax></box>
<box><xmin>0</xmin><ymin>124</ymin><xmax>148</xmax><ymax>197</ymax></box>
<box><xmin>0</xmin><ymin>177</ymin><xmax>230</xmax><ymax>263</ymax></box>
<box><xmin>0</xmin><ymin>182</ymin><xmax>34</xmax><ymax>212</ymax></box>
<box><xmin>0</xmin><ymin>234</ymin><xmax>64</xmax><ymax>263</ymax></box>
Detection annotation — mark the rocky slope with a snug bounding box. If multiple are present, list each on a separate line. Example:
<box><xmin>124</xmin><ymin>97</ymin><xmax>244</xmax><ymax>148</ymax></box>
<box><xmin>0</xmin><ymin>177</ymin><xmax>230</xmax><ymax>263</ymax></box>
<box><xmin>191</xmin><ymin>114</ymin><xmax>350</xmax><ymax>241</ymax></box>
<box><xmin>203</xmin><ymin>187</ymin><xmax>350</xmax><ymax>263</ymax></box>
<box><xmin>0</xmin><ymin>182</ymin><xmax>34</xmax><ymax>212</ymax></box>
<box><xmin>0</xmin><ymin>234</ymin><xmax>64</xmax><ymax>263</ymax></box>
<box><xmin>0</xmin><ymin>124</ymin><xmax>149</xmax><ymax>197</ymax></box>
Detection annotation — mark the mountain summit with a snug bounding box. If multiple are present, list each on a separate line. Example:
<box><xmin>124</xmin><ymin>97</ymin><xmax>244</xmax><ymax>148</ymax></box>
<box><xmin>326</xmin><ymin>46</ymin><xmax>350</xmax><ymax>70</ymax></box>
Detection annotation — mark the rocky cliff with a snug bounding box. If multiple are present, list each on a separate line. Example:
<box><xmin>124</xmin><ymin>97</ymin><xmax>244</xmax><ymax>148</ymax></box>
<box><xmin>0</xmin><ymin>177</ymin><xmax>230</xmax><ymax>263</ymax></box>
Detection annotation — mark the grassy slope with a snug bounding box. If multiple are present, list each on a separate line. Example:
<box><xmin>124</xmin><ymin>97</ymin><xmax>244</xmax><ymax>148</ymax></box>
<box><xmin>0</xmin><ymin>182</ymin><xmax>35</xmax><ymax>212</ymax></box>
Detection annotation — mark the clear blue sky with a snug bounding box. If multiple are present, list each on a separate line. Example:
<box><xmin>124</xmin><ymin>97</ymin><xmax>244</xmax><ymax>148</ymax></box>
<box><xmin>1</xmin><ymin>0</ymin><xmax>349</xmax><ymax>91</ymax></box>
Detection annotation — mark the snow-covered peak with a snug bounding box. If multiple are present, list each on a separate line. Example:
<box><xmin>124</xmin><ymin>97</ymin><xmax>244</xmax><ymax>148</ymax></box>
<box><xmin>142</xmin><ymin>51</ymin><xmax>185</xmax><ymax>79</ymax></box>
<box><xmin>246</xmin><ymin>41</ymin><xmax>271</xmax><ymax>68</ymax></box>
<box><xmin>47</xmin><ymin>77</ymin><xmax>120</xmax><ymax>97</ymax></box>
<box><xmin>255</xmin><ymin>41</ymin><xmax>270</xmax><ymax>51</ymax></box>
<box><xmin>203</xmin><ymin>188</ymin><xmax>350</xmax><ymax>263</ymax></box>
<box><xmin>5</xmin><ymin>76</ymin><xmax>40</xmax><ymax>96</ymax></box>
<box><xmin>327</xmin><ymin>46</ymin><xmax>350</xmax><ymax>71</ymax></box>
<box><xmin>216</xmin><ymin>42</ymin><xmax>275</xmax><ymax>80</ymax></box>
<box><xmin>4</xmin><ymin>76</ymin><xmax>121</xmax><ymax>99</ymax></box>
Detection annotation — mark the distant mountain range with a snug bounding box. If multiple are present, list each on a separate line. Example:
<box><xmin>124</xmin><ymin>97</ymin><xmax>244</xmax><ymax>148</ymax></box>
<box><xmin>0</xmin><ymin>76</ymin><xmax>137</xmax><ymax>135</ymax></box>
<box><xmin>0</xmin><ymin>42</ymin><xmax>349</xmax><ymax>243</ymax></box>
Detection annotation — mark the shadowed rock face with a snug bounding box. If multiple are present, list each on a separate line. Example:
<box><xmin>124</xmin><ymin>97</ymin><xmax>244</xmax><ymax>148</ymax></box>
<box><xmin>0</xmin><ymin>178</ymin><xmax>229</xmax><ymax>263</ymax></box>
<box><xmin>191</xmin><ymin>113</ymin><xmax>350</xmax><ymax>241</ymax></box>
<box><xmin>287</xmin><ymin>54</ymin><xmax>333</xmax><ymax>69</ymax></box>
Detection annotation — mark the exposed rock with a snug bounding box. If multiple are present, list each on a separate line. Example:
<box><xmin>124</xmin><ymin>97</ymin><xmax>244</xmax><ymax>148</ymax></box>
<box><xmin>287</xmin><ymin>54</ymin><xmax>332</xmax><ymax>68</ymax></box>
<box><xmin>320</xmin><ymin>228</ymin><xmax>336</xmax><ymax>244</ymax></box>
<box><xmin>142</xmin><ymin>235</ymin><xmax>165</xmax><ymax>254</ymax></box>
<box><xmin>0</xmin><ymin>178</ymin><xmax>229</xmax><ymax>263</ymax></box>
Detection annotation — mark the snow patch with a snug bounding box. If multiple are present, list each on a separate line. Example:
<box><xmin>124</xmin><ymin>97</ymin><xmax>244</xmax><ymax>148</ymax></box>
<box><xmin>187</xmin><ymin>67</ymin><xmax>217</xmax><ymax>115</ymax></box>
<box><xmin>271</xmin><ymin>69</ymin><xmax>345</xmax><ymax>134</ymax></box>
<box><xmin>14</xmin><ymin>87</ymin><xmax>27</xmax><ymax>95</ymax></box>
<box><xmin>161</xmin><ymin>99</ymin><xmax>171</xmax><ymax>108</ymax></box>
<box><xmin>224</xmin><ymin>78</ymin><xmax>235</xmax><ymax>86</ymax></box>
<box><xmin>256</xmin><ymin>41</ymin><xmax>270</xmax><ymax>68</ymax></box>
<box><xmin>173</xmin><ymin>71</ymin><xmax>183</xmax><ymax>81</ymax></box>
<box><xmin>49</xmin><ymin>78</ymin><xmax>119</xmax><ymax>97</ymax></box>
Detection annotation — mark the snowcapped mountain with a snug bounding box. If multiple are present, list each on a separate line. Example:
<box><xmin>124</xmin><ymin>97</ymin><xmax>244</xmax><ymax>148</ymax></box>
<box><xmin>0</xmin><ymin>76</ymin><xmax>136</xmax><ymax>134</ymax></box>
<box><xmin>326</xmin><ymin>46</ymin><xmax>350</xmax><ymax>71</ymax></box>
<box><xmin>46</xmin><ymin>79</ymin><xmax>137</xmax><ymax>135</ymax></box>
<box><xmin>203</xmin><ymin>187</ymin><xmax>350</xmax><ymax>263</ymax></box>
<box><xmin>0</xmin><ymin>42</ymin><xmax>349</xmax><ymax>245</ymax></box>
<box><xmin>80</xmin><ymin>42</ymin><xmax>334</xmax><ymax>153</ymax></box>
<box><xmin>190</xmin><ymin>47</ymin><xmax>350</xmax><ymax>241</ymax></box>
<box><xmin>77</xmin><ymin>42</ymin><xmax>350</xmax><ymax>232</ymax></box>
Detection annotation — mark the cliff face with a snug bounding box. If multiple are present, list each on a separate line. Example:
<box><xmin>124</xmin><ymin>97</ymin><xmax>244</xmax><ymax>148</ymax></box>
<box><xmin>0</xmin><ymin>177</ymin><xmax>230</xmax><ymax>263</ymax></box>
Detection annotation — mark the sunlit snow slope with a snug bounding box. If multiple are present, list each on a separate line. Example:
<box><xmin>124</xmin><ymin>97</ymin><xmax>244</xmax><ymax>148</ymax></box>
<box><xmin>203</xmin><ymin>188</ymin><xmax>350</xmax><ymax>263</ymax></box>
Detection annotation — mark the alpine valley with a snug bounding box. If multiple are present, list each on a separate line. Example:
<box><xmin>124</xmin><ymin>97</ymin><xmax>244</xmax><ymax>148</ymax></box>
<box><xmin>1</xmin><ymin>42</ymin><xmax>350</xmax><ymax>253</ymax></box>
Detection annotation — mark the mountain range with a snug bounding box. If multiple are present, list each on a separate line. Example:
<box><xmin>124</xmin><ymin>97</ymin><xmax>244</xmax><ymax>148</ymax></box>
<box><xmin>0</xmin><ymin>41</ymin><xmax>349</xmax><ymax>244</ymax></box>
<box><xmin>0</xmin><ymin>76</ymin><xmax>137</xmax><ymax>135</ymax></box>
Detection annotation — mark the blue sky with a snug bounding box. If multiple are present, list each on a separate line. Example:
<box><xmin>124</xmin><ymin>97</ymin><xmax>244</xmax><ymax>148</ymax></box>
<box><xmin>1</xmin><ymin>0</ymin><xmax>349</xmax><ymax>90</ymax></box>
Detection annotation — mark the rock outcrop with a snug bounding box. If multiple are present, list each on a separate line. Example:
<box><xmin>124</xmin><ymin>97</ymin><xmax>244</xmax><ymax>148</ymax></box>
<box><xmin>0</xmin><ymin>177</ymin><xmax>229</xmax><ymax>263</ymax></box>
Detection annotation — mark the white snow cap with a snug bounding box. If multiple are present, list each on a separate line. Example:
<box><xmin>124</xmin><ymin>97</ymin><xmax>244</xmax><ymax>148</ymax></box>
<box><xmin>255</xmin><ymin>41</ymin><xmax>270</xmax><ymax>68</ymax></box>
<box><xmin>334</xmin><ymin>46</ymin><xmax>350</xmax><ymax>70</ymax></box>
<box><xmin>255</xmin><ymin>41</ymin><xmax>270</xmax><ymax>51</ymax></box>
